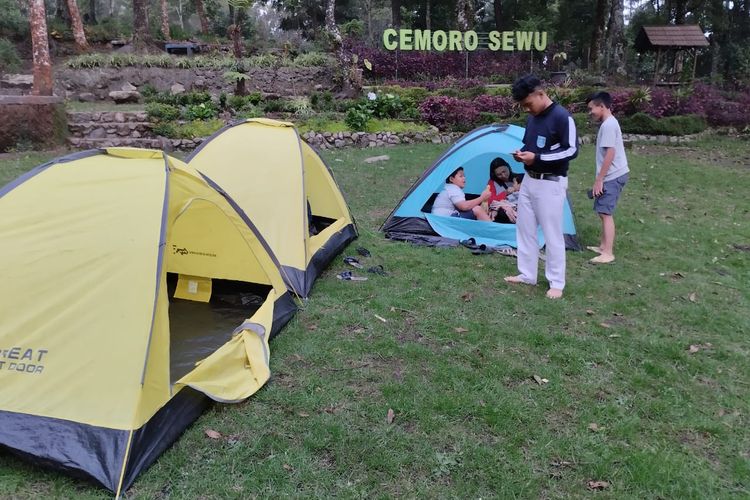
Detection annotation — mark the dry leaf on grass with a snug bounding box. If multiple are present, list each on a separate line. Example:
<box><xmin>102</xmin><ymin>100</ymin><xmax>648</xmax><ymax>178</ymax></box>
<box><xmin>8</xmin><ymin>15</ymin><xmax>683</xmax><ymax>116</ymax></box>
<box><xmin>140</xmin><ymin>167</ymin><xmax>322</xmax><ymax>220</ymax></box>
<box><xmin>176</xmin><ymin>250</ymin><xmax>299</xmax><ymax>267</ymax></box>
<box><xmin>297</xmin><ymin>411</ymin><xmax>310</xmax><ymax>417</ymax></box>
<box><xmin>588</xmin><ymin>423</ymin><xmax>605</xmax><ymax>432</ymax></box>
<box><xmin>688</xmin><ymin>292</ymin><xmax>698</xmax><ymax>302</ymax></box>
<box><xmin>461</xmin><ymin>292</ymin><xmax>474</xmax><ymax>302</ymax></box>
<box><xmin>608</xmin><ymin>334</ymin><xmax>621</xmax><ymax>338</ymax></box>
<box><xmin>205</xmin><ymin>429</ymin><xmax>222</xmax><ymax>440</ymax></box>
<box><xmin>600</xmin><ymin>322</ymin><xmax>612</xmax><ymax>328</ymax></box>
<box><xmin>532</xmin><ymin>375</ymin><xmax>549</xmax><ymax>385</ymax></box>
<box><xmin>587</xmin><ymin>480</ymin><xmax>610</xmax><ymax>490</ymax></box>
<box><xmin>374</xmin><ymin>314</ymin><xmax>388</xmax><ymax>323</ymax></box>
<box><xmin>386</xmin><ymin>408</ymin><xmax>395</xmax><ymax>424</ymax></box>
<box><xmin>687</xmin><ymin>343</ymin><xmax>713</xmax><ymax>354</ymax></box>
<box><xmin>586</xmin><ymin>309</ymin><xmax>595</xmax><ymax>315</ymax></box>
<box><xmin>454</xmin><ymin>327</ymin><xmax>469</xmax><ymax>334</ymax></box>
<box><xmin>283</xmin><ymin>463</ymin><xmax>294</xmax><ymax>471</ymax></box>
<box><xmin>306</xmin><ymin>324</ymin><xmax>318</xmax><ymax>331</ymax></box>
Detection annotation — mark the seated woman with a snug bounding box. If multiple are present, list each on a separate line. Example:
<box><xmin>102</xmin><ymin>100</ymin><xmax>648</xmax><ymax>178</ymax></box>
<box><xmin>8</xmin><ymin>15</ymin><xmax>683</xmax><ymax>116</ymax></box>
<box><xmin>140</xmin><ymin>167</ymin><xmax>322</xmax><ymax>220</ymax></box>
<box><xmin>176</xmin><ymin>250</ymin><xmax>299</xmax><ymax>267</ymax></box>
<box><xmin>431</xmin><ymin>167</ymin><xmax>491</xmax><ymax>221</ymax></box>
<box><xmin>486</xmin><ymin>157</ymin><xmax>521</xmax><ymax>223</ymax></box>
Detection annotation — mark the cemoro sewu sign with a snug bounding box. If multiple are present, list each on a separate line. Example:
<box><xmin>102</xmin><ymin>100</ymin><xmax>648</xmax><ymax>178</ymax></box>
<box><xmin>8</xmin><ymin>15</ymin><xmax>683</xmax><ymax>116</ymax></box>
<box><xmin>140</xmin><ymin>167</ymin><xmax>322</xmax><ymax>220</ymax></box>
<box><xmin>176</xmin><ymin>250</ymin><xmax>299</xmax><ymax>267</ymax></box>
<box><xmin>383</xmin><ymin>29</ymin><xmax>548</xmax><ymax>52</ymax></box>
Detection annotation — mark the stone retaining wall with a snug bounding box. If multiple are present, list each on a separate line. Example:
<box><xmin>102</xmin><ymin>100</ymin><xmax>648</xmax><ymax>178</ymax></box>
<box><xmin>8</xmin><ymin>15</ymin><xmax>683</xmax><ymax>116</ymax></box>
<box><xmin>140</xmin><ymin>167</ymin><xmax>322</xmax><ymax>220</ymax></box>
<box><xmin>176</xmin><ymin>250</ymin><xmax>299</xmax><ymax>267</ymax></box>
<box><xmin>56</xmin><ymin>66</ymin><xmax>335</xmax><ymax>102</ymax></box>
<box><xmin>1</xmin><ymin>96</ymin><xmax>68</xmax><ymax>152</ymax></box>
<box><xmin>66</xmin><ymin>111</ymin><xmax>710</xmax><ymax>151</ymax></box>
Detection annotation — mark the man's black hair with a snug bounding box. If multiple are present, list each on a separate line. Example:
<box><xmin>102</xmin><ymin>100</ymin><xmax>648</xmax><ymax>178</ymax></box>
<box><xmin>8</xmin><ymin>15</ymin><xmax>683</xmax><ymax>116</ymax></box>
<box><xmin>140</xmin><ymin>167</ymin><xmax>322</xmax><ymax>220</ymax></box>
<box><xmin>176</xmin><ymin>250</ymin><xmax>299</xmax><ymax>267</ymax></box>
<box><xmin>445</xmin><ymin>166</ymin><xmax>464</xmax><ymax>184</ymax></box>
<box><xmin>587</xmin><ymin>91</ymin><xmax>612</xmax><ymax>109</ymax></box>
<box><xmin>511</xmin><ymin>74</ymin><xmax>542</xmax><ymax>102</ymax></box>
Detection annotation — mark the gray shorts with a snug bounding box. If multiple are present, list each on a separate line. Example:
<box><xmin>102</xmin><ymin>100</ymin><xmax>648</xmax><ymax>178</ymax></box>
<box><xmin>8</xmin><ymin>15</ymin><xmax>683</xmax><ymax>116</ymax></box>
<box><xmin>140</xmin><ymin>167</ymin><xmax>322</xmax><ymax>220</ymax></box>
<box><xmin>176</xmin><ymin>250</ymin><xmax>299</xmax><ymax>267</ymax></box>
<box><xmin>594</xmin><ymin>173</ymin><xmax>628</xmax><ymax>215</ymax></box>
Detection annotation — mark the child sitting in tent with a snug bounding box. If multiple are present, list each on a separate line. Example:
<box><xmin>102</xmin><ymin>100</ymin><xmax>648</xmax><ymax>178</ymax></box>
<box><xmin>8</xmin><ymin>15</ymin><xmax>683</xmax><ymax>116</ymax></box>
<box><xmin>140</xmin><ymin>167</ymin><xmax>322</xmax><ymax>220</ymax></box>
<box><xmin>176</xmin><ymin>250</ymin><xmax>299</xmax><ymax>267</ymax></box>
<box><xmin>431</xmin><ymin>166</ymin><xmax>492</xmax><ymax>221</ymax></box>
<box><xmin>486</xmin><ymin>157</ymin><xmax>521</xmax><ymax>224</ymax></box>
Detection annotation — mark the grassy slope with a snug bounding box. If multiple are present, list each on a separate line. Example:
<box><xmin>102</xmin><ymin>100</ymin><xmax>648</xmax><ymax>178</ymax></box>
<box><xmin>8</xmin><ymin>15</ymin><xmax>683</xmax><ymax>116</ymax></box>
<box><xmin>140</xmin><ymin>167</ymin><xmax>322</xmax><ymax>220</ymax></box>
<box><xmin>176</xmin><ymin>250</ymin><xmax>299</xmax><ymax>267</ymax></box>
<box><xmin>0</xmin><ymin>136</ymin><xmax>748</xmax><ymax>499</ymax></box>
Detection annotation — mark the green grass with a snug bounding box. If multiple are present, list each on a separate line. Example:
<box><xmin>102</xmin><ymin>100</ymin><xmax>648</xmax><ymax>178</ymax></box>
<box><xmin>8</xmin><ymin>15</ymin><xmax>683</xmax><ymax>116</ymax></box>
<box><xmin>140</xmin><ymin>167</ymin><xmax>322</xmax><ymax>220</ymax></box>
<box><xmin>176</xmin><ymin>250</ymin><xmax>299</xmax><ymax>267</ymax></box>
<box><xmin>0</xmin><ymin>136</ymin><xmax>749</xmax><ymax>498</ymax></box>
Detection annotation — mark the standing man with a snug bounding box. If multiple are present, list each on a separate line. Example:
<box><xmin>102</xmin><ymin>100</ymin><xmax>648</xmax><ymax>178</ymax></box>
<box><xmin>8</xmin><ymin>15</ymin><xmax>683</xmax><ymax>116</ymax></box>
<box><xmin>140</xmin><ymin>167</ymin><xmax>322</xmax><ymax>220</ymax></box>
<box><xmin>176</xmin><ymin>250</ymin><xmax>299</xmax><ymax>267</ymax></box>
<box><xmin>504</xmin><ymin>75</ymin><xmax>578</xmax><ymax>299</ymax></box>
<box><xmin>586</xmin><ymin>91</ymin><xmax>629</xmax><ymax>264</ymax></box>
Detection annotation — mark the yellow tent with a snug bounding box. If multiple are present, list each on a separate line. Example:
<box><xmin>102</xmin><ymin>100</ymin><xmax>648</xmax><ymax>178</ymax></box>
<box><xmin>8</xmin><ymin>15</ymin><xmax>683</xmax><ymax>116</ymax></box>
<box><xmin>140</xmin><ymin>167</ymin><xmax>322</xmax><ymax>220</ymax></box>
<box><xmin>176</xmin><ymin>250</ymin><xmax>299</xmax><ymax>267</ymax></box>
<box><xmin>0</xmin><ymin>148</ymin><xmax>296</xmax><ymax>495</ymax></box>
<box><xmin>187</xmin><ymin>119</ymin><xmax>357</xmax><ymax>297</ymax></box>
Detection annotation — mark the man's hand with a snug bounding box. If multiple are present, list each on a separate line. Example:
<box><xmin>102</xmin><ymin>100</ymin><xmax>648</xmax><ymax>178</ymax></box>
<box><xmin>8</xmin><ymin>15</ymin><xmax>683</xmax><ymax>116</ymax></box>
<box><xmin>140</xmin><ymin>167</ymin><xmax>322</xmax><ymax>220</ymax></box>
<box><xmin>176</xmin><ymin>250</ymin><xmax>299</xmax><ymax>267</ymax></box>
<box><xmin>514</xmin><ymin>151</ymin><xmax>536</xmax><ymax>166</ymax></box>
<box><xmin>592</xmin><ymin>179</ymin><xmax>604</xmax><ymax>197</ymax></box>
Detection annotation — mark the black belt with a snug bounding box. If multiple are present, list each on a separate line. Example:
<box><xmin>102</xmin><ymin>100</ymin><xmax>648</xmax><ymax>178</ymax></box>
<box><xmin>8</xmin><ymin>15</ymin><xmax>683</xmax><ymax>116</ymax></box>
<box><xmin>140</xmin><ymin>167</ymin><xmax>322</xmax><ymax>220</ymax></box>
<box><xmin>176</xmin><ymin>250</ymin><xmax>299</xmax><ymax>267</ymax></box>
<box><xmin>526</xmin><ymin>171</ymin><xmax>564</xmax><ymax>181</ymax></box>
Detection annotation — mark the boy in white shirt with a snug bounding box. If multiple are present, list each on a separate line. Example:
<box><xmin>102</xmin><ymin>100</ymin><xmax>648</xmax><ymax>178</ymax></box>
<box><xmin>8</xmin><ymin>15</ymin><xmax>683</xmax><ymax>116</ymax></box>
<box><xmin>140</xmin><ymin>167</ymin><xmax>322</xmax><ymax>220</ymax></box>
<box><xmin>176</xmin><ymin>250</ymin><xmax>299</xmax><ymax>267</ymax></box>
<box><xmin>431</xmin><ymin>167</ymin><xmax>491</xmax><ymax>221</ymax></box>
<box><xmin>586</xmin><ymin>91</ymin><xmax>630</xmax><ymax>264</ymax></box>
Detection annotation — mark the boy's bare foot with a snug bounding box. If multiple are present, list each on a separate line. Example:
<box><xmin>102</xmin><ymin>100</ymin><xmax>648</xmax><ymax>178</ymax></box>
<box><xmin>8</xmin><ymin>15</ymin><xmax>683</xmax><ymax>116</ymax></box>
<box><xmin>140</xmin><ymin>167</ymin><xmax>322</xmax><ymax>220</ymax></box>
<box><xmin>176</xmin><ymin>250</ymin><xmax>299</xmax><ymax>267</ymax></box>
<box><xmin>546</xmin><ymin>288</ymin><xmax>563</xmax><ymax>299</ymax></box>
<box><xmin>504</xmin><ymin>275</ymin><xmax>534</xmax><ymax>285</ymax></box>
<box><xmin>586</xmin><ymin>245</ymin><xmax>603</xmax><ymax>254</ymax></box>
<box><xmin>589</xmin><ymin>254</ymin><xmax>615</xmax><ymax>264</ymax></box>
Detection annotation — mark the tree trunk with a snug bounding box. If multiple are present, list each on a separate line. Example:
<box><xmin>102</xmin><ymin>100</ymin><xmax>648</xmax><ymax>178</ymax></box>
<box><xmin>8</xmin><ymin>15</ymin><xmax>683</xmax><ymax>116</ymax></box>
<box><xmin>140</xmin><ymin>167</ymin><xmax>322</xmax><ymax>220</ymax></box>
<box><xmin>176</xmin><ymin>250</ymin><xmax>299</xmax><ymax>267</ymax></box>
<box><xmin>160</xmin><ymin>0</ymin><xmax>170</xmax><ymax>40</ymax></box>
<box><xmin>325</xmin><ymin>0</ymin><xmax>341</xmax><ymax>47</ymax></box>
<box><xmin>425</xmin><ymin>0</ymin><xmax>431</xmax><ymax>30</ymax></box>
<box><xmin>589</xmin><ymin>0</ymin><xmax>607</xmax><ymax>70</ymax></box>
<box><xmin>391</xmin><ymin>0</ymin><xmax>401</xmax><ymax>28</ymax></box>
<box><xmin>195</xmin><ymin>0</ymin><xmax>209</xmax><ymax>35</ymax></box>
<box><xmin>132</xmin><ymin>0</ymin><xmax>151</xmax><ymax>53</ymax></box>
<box><xmin>493</xmin><ymin>0</ymin><xmax>502</xmax><ymax>31</ymax></box>
<box><xmin>88</xmin><ymin>0</ymin><xmax>96</xmax><ymax>24</ymax></box>
<box><xmin>30</xmin><ymin>0</ymin><xmax>53</xmax><ymax>95</ymax></box>
<box><xmin>605</xmin><ymin>0</ymin><xmax>625</xmax><ymax>75</ymax></box>
<box><xmin>66</xmin><ymin>0</ymin><xmax>90</xmax><ymax>52</ymax></box>
<box><xmin>176</xmin><ymin>0</ymin><xmax>184</xmax><ymax>31</ymax></box>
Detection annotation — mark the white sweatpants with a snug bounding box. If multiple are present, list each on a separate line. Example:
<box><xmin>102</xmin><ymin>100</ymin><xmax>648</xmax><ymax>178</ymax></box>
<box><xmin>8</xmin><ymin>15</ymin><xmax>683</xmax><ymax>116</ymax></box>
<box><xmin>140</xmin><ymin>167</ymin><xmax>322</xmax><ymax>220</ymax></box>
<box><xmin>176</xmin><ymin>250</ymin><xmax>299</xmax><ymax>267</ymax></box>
<box><xmin>515</xmin><ymin>175</ymin><xmax>568</xmax><ymax>290</ymax></box>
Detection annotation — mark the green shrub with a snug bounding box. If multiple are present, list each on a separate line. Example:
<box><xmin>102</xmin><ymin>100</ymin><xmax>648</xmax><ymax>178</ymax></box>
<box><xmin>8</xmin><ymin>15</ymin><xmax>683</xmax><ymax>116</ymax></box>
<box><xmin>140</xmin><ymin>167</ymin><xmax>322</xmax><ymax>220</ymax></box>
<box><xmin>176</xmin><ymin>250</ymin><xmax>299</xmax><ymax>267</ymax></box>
<box><xmin>292</xmin><ymin>52</ymin><xmax>333</xmax><ymax>67</ymax></box>
<box><xmin>262</xmin><ymin>99</ymin><xmax>286</xmax><ymax>113</ymax></box>
<box><xmin>310</xmin><ymin>91</ymin><xmax>334</xmax><ymax>112</ymax></box>
<box><xmin>140</xmin><ymin>84</ymin><xmax>158</xmax><ymax>100</ymax></box>
<box><xmin>184</xmin><ymin>102</ymin><xmax>217</xmax><ymax>120</ymax></box>
<box><xmin>153</xmin><ymin>119</ymin><xmax>224</xmax><ymax>139</ymax></box>
<box><xmin>246</xmin><ymin>91</ymin><xmax>263</xmax><ymax>106</ymax></box>
<box><xmin>0</xmin><ymin>38</ymin><xmax>20</xmax><ymax>74</ymax></box>
<box><xmin>479</xmin><ymin>112</ymin><xmax>501</xmax><ymax>124</ymax></box>
<box><xmin>235</xmin><ymin>105</ymin><xmax>263</xmax><ymax>120</ymax></box>
<box><xmin>151</xmin><ymin>122</ymin><xmax>176</xmax><ymax>137</ymax></box>
<box><xmin>485</xmin><ymin>86</ymin><xmax>512</xmax><ymax>97</ymax></box>
<box><xmin>146</xmin><ymin>103</ymin><xmax>180</xmax><ymax>122</ymax></box>
<box><xmin>227</xmin><ymin>95</ymin><xmax>249</xmax><ymax>112</ymax></box>
<box><xmin>181</xmin><ymin>91</ymin><xmax>212</xmax><ymax>106</ymax></box>
<box><xmin>655</xmin><ymin>114</ymin><xmax>707</xmax><ymax>135</ymax></box>
<box><xmin>572</xmin><ymin>112</ymin><xmax>597</xmax><ymax>136</ymax></box>
<box><xmin>345</xmin><ymin>103</ymin><xmax>373</xmax><ymax>131</ymax></box>
<box><xmin>620</xmin><ymin>112</ymin><xmax>658</xmax><ymax>134</ymax></box>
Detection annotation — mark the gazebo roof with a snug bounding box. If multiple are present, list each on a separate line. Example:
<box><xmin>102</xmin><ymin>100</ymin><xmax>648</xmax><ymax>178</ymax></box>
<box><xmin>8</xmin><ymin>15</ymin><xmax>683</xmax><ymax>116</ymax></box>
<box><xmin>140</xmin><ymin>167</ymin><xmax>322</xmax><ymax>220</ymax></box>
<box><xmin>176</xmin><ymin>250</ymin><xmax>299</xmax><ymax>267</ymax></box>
<box><xmin>634</xmin><ymin>25</ymin><xmax>709</xmax><ymax>52</ymax></box>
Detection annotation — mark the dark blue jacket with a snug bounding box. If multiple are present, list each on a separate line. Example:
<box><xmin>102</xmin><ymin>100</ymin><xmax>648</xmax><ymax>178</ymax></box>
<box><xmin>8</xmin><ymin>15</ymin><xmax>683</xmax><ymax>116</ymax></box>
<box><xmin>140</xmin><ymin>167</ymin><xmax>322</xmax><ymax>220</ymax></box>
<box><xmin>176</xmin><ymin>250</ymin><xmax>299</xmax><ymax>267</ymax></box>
<box><xmin>521</xmin><ymin>102</ymin><xmax>578</xmax><ymax>177</ymax></box>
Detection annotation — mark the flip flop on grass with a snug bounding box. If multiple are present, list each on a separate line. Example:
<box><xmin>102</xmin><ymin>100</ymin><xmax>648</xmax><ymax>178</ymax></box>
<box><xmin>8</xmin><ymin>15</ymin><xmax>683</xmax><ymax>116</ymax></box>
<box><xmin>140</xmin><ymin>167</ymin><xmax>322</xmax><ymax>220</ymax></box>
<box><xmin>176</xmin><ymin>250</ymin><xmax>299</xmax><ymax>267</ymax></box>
<box><xmin>336</xmin><ymin>271</ymin><xmax>368</xmax><ymax>281</ymax></box>
<box><xmin>343</xmin><ymin>256</ymin><xmax>364</xmax><ymax>268</ymax></box>
<box><xmin>356</xmin><ymin>246</ymin><xmax>371</xmax><ymax>257</ymax></box>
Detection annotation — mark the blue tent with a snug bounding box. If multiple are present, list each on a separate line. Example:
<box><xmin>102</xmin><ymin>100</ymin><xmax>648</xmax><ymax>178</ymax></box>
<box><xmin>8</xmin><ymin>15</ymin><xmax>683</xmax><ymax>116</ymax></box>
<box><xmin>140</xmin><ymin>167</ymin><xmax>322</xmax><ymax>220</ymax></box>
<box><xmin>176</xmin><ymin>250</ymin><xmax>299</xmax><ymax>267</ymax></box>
<box><xmin>381</xmin><ymin>124</ymin><xmax>581</xmax><ymax>250</ymax></box>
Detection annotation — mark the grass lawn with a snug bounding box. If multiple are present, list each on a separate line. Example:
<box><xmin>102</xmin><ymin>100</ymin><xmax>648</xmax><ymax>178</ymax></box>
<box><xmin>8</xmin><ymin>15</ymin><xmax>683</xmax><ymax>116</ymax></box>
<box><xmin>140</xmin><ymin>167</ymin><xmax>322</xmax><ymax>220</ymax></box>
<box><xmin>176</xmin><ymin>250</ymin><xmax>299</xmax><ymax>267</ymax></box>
<box><xmin>0</xmin><ymin>135</ymin><xmax>749</xmax><ymax>498</ymax></box>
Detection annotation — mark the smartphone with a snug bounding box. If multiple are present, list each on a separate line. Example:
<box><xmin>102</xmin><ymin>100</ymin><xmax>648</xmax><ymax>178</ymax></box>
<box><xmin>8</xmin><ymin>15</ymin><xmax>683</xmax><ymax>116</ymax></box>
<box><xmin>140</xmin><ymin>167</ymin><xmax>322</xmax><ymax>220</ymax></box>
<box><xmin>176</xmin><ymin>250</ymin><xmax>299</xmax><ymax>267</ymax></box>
<box><xmin>587</xmin><ymin>188</ymin><xmax>606</xmax><ymax>199</ymax></box>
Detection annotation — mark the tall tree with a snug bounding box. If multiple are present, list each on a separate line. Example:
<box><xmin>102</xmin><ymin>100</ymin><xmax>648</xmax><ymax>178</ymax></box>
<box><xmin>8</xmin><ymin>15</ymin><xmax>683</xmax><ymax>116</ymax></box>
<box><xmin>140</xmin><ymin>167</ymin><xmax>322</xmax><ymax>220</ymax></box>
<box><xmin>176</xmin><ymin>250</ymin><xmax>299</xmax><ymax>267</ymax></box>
<box><xmin>88</xmin><ymin>0</ymin><xmax>96</xmax><ymax>24</ymax></box>
<box><xmin>493</xmin><ymin>0</ymin><xmax>502</xmax><ymax>30</ymax></box>
<box><xmin>589</xmin><ymin>0</ymin><xmax>607</xmax><ymax>70</ymax></box>
<box><xmin>30</xmin><ymin>0</ymin><xmax>53</xmax><ymax>95</ymax></box>
<box><xmin>425</xmin><ymin>0</ymin><xmax>431</xmax><ymax>30</ymax></box>
<box><xmin>391</xmin><ymin>0</ymin><xmax>401</xmax><ymax>28</ymax></box>
<box><xmin>66</xmin><ymin>0</ymin><xmax>90</xmax><ymax>52</ymax></box>
<box><xmin>132</xmin><ymin>0</ymin><xmax>151</xmax><ymax>52</ymax></box>
<box><xmin>195</xmin><ymin>0</ymin><xmax>210</xmax><ymax>35</ymax></box>
<box><xmin>456</xmin><ymin>0</ymin><xmax>474</xmax><ymax>30</ymax></box>
<box><xmin>605</xmin><ymin>0</ymin><xmax>625</xmax><ymax>75</ymax></box>
<box><xmin>160</xmin><ymin>0</ymin><xmax>171</xmax><ymax>40</ymax></box>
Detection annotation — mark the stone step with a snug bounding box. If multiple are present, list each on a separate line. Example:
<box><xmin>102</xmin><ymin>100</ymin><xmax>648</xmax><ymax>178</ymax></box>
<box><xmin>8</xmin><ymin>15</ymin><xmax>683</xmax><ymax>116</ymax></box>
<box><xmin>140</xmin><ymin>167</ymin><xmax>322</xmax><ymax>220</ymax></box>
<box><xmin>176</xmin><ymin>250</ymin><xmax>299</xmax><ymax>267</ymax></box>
<box><xmin>66</xmin><ymin>111</ymin><xmax>149</xmax><ymax>124</ymax></box>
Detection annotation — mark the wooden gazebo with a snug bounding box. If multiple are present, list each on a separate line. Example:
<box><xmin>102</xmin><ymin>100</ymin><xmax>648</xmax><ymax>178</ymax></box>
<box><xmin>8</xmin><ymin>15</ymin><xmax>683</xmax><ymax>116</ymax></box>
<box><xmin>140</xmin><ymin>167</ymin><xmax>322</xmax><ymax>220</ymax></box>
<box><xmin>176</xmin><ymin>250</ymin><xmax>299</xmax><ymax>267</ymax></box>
<box><xmin>634</xmin><ymin>25</ymin><xmax>709</xmax><ymax>85</ymax></box>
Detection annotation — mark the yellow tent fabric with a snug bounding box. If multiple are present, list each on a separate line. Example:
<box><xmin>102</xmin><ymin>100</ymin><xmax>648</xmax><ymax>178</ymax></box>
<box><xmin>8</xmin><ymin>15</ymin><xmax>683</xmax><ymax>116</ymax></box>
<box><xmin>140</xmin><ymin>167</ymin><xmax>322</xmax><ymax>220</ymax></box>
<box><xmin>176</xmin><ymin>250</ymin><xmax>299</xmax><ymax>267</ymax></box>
<box><xmin>187</xmin><ymin>119</ymin><xmax>357</xmax><ymax>297</ymax></box>
<box><xmin>0</xmin><ymin>148</ymin><xmax>296</xmax><ymax>495</ymax></box>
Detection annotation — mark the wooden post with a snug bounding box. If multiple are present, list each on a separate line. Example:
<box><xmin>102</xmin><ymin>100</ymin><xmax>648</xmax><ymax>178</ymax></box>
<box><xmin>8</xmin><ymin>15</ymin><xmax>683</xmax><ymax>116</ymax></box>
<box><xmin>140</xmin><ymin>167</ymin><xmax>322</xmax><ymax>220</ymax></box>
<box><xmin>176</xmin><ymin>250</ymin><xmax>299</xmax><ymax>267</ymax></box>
<box><xmin>653</xmin><ymin>48</ymin><xmax>661</xmax><ymax>85</ymax></box>
<box><xmin>692</xmin><ymin>49</ymin><xmax>698</xmax><ymax>82</ymax></box>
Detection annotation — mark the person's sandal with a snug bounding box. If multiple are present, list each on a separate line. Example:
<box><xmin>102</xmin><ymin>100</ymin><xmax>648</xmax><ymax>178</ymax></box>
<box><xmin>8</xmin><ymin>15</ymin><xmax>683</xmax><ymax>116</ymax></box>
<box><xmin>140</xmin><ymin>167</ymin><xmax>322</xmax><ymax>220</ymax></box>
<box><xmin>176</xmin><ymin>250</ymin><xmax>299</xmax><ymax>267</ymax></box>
<box><xmin>336</xmin><ymin>271</ymin><xmax>368</xmax><ymax>281</ymax></box>
<box><xmin>366</xmin><ymin>265</ymin><xmax>387</xmax><ymax>276</ymax></box>
<box><xmin>343</xmin><ymin>256</ymin><xmax>364</xmax><ymax>268</ymax></box>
